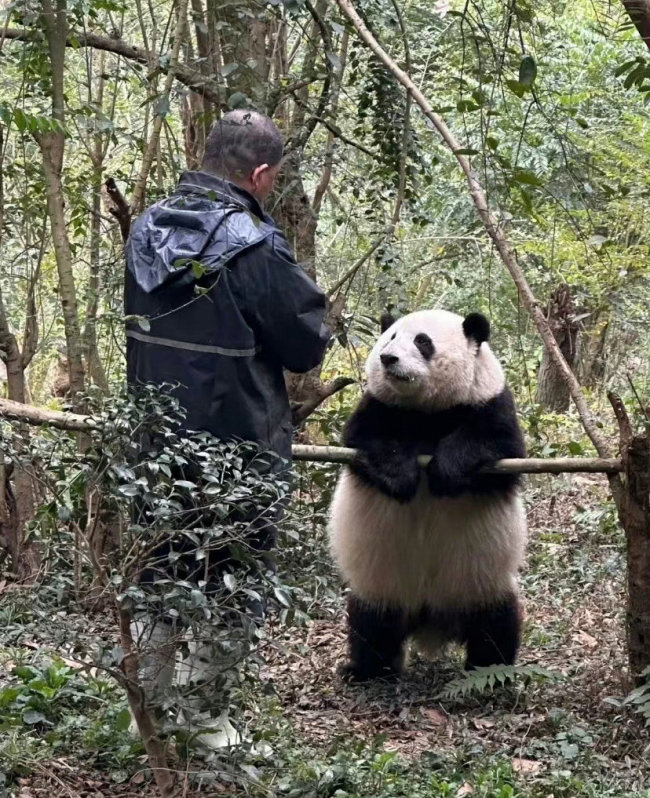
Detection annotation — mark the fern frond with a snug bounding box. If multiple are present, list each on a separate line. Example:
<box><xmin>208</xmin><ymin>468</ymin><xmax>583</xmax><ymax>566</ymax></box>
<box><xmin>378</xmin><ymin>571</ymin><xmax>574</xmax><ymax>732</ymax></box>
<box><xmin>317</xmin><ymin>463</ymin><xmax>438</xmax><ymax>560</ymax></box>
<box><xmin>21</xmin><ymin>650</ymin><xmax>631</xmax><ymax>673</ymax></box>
<box><xmin>620</xmin><ymin>672</ymin><xmax>650</xmax><ymax>727</ymax></box>
<box><xmin>437</xmin><ymin>664</ymin><xmax>561</xmax><ymax>702</ymax></box>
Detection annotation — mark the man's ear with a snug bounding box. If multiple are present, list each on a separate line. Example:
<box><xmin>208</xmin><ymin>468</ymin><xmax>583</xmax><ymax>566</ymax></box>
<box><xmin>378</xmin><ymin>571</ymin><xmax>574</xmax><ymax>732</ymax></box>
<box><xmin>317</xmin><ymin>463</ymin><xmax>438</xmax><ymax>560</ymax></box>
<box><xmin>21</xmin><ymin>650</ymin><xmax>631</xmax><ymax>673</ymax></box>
<box><xmin>250</xmin><ymin>163</ymin><xmax>269</xmax><ymax>189</ymax></box>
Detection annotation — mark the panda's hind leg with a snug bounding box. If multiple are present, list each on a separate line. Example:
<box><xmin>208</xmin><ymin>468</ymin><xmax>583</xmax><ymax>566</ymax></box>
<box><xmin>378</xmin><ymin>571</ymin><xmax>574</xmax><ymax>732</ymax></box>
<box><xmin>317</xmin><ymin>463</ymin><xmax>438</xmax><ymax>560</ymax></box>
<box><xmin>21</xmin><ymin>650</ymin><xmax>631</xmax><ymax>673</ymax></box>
<box><xmin>462</xmin><ymin>594</ymin><xmax>521</xmax><ymax>669</ymax></box>
<box><xmin>341</xmin><ymin>594</ymin><xmax>408</xmax><ymax>682</ymax></box>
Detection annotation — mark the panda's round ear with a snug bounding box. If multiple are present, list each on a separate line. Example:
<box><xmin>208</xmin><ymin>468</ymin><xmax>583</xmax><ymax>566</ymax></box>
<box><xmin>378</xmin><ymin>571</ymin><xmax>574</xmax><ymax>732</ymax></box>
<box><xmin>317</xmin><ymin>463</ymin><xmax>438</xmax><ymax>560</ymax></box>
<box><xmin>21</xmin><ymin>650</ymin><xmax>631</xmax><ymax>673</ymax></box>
<box><xmin>463</xmin><ymin>312</ymin><xmax>490</xmax><ymax>345</ymax></box>
<box><xmin>380</xmin><ymin>311</ymin><xmax>397</xmax><ymax>333</ymax></box>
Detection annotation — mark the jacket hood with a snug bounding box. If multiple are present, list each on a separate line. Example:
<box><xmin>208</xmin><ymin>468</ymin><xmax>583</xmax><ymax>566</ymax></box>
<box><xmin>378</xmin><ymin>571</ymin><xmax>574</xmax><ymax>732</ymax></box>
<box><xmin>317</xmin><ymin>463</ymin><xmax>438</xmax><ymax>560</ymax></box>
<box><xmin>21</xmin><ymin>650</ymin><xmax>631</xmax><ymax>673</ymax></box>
<box><xmin>126</xmin><ymin>172</ymin><xmax>273</xmax><ymax>293</ymax></box>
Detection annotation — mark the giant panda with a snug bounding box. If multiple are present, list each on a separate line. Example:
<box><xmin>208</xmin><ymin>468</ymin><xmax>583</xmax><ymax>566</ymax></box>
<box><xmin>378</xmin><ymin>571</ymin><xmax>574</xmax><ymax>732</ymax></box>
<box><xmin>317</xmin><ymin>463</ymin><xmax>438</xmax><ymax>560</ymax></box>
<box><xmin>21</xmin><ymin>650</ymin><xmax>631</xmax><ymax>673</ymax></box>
<box><xmin>328</xmin><ymin>309</ymin><xmax>528</xmax><ymax>682</ymax></box>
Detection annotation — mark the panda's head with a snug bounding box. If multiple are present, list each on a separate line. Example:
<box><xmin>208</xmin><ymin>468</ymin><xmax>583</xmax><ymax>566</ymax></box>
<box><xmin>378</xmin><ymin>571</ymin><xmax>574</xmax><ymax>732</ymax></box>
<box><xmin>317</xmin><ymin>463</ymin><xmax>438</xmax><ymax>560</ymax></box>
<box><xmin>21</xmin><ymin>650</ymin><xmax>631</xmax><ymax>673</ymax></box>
<box><xmin>366</xmin><ymin>309</ymin><xmax>505</xmax><ymax>410</ymax></box>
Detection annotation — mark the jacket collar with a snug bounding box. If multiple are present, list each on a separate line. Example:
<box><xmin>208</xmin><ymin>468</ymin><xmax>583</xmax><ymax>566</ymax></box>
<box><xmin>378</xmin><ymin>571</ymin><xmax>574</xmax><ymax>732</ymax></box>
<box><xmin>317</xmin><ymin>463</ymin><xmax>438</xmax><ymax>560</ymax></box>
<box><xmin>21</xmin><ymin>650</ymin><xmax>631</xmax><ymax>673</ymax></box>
<box><xmin>175</xmin><ymin>171</ymin><xmax>268</xmax><ymax>222</ymax></box>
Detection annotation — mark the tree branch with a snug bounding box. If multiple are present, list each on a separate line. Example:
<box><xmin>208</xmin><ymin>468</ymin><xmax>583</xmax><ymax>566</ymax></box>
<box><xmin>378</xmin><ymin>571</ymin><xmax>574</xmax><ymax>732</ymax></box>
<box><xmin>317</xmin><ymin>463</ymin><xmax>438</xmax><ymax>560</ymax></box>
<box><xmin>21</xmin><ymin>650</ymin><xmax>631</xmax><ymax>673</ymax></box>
<box><xmin>0</xmin><ymin>397</ymin><xmax>95</xmax><ymax>432</ymax></box>
<box><xmin>132</xmin><ymin>0</ymin><xmax>190</xmax><ymax>215</ymax></box>
<box><xmin>104</xmin><ymin>177</ymin><xmax>131</xmax><ymax>241</ymax></box>
<box><xmin>2</xmin><ymin>27</ymin><xmax>223</xmax><ymax>106</ymax></box>
<box><xmin>293</xmin><ymin>446</ymin><xmax>622</xmax><ymax>473</ymax></box>
<box><xmin>335</xmin><ymin>0</ymin><xmax>617</xmax><ymax>473</ymax></box>
<box><xmin>326</xmin><ymin>236</ymin><xmax>384</xmax><ymax>298</ymax></box>
<box><xmin>0</xmin><ymin>397</ymin><xmax>624</xmax><ymax>475</ymax></box>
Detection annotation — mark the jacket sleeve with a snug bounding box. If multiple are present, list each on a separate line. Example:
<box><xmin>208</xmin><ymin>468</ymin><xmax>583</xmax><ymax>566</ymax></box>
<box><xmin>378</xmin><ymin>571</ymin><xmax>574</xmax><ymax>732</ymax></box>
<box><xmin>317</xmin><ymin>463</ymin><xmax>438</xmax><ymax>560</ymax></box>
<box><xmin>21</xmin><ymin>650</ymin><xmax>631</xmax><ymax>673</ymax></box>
<box><xmin>238</xmin><ymin>232</ymin><xmax>331</xmax><ymax>373</ymax></box>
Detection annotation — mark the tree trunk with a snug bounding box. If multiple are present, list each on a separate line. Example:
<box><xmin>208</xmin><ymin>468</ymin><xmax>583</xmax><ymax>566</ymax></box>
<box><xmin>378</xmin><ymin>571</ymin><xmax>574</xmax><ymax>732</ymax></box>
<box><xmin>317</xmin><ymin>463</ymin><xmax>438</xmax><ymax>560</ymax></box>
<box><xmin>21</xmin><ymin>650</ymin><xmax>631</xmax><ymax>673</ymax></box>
<box><xmin>578</xmin><ymin>316</ymin><xmax>609</xmax><ymax>389</ymax></box>
<box><xmin>272</xmin><ymin>152</ymin><xmax>318</xmax><ymax>277</ymax></box>
<box><xmin>132</xmin><ymin>0</ymin><xmax>190</xmax><ymax>215</ymax></box>
<box><xmin>39</xmin><ymin>0</ymin><xmax>86</xmax><ymax>404</ymax></box>
<box><xmin>0</xmin><ymin>301</ymin><xmax>38</xmax><ymax>579</ymax></box>
<box><xmin>84</xmin><ymin>52</ymin><xmax>110</xmax><ymax>392</ymax></box>
<box><xmin>0</xmin><ymin>130</ymin><xmax>38</xmax><ymax>579</ymax></box>
<box><xmin>40</xmin><ymin>135</ymin><xmax>86</xmax><ymax>402</ymax></box>
<box><xmin>621</xmin><ymin>1</ymin><xmax>650</xmax><ymax>47</ymax></box>
<box><xmin>536</xmin><ymin>284</ymin><xmax>580</xmax><ymax>412</ymax></box>
<box><xmin>621</xmin><ymin>435</ymin><xmax>650</xmax><ymax>680</ymax></box>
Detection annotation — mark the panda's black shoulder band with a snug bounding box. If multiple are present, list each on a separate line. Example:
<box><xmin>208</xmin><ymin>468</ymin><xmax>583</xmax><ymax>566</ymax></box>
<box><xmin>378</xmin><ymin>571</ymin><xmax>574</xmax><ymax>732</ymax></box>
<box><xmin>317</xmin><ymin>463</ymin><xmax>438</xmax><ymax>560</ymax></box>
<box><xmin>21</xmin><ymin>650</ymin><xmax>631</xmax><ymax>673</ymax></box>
<box><xmin>463</xmin><ymin>312</ymin><xmax>490</xmax><ymax>345</ymax></box>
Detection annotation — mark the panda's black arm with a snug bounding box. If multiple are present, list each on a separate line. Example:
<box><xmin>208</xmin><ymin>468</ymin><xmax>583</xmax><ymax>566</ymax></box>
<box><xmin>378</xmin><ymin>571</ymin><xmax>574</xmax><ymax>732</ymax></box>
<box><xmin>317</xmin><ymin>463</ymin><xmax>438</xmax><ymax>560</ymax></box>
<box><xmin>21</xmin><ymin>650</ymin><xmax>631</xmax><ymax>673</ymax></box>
<box><xmin>343</xmin><ymin>396</ymin><xmax>420</xmax><ymax>503</ymax></box>
<box><xmin>427</xmin><ymin>389</ymin><xmax>526</xmax><ymax>497</ymax></box>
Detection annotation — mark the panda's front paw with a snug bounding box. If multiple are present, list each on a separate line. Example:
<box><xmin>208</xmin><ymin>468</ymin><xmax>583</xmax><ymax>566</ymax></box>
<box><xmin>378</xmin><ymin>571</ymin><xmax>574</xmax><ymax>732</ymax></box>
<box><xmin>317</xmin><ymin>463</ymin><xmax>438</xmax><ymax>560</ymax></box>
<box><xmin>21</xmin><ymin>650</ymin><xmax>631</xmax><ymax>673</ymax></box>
<box><xmin>426</xmin><ymin>457</ymin><xmax>471</xmax><ymax>497</ymax></box>
<box><xmin>354</xmin><ymin>452</ymin><xmax>419</xmax><ymax>503</ymax></box>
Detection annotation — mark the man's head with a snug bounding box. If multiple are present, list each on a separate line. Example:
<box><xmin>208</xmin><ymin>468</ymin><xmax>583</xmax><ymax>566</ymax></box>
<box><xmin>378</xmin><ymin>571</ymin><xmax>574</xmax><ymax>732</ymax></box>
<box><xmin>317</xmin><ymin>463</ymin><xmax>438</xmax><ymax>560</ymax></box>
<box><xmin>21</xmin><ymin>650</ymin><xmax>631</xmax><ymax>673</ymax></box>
<box><xmin>202</xmin><ymin>110</ymin><xmax>284</xmax><ymax>202</ymax></box>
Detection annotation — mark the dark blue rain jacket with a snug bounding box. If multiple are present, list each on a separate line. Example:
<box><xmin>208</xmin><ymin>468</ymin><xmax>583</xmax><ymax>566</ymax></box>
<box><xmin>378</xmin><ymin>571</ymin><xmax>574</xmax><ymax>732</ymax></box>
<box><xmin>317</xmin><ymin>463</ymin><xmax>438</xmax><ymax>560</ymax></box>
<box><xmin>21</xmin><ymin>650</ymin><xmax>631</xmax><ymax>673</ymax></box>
<box><xmin>124</xmin><ymin>171</ymin><xmax>331</xmax><ymax>470</ymax></box>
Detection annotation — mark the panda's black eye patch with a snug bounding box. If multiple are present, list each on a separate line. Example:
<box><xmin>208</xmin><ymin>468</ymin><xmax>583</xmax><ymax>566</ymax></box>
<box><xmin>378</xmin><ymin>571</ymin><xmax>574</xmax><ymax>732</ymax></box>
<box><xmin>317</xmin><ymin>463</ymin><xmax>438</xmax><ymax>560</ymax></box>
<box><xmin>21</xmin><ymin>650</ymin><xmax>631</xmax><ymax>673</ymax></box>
<box><xmin>414</xmin><ymin>333</ymin><xmax>434</xmax><ymax>360</ymax></box>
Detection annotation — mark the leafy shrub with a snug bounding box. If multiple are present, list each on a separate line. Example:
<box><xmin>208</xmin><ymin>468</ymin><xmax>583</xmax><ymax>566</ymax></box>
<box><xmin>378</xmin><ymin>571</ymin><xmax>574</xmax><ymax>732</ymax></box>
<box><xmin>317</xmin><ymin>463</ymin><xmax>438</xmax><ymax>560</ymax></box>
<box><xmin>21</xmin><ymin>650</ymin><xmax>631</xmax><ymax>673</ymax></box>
<box><xmin>1</xmin><ymin>386</ymin><xmax>298</xmax><ymax>751</ymax></box>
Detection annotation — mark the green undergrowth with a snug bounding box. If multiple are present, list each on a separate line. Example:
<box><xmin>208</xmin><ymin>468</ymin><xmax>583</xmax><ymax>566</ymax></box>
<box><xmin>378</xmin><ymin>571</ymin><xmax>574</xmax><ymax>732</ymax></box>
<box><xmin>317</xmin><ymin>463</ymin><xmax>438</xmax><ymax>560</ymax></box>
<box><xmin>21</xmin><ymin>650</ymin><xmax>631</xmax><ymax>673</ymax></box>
<box><xmin>1</xmin><ymin>471</ymin><xmax>649</xmax><ymax>796</ymax></box>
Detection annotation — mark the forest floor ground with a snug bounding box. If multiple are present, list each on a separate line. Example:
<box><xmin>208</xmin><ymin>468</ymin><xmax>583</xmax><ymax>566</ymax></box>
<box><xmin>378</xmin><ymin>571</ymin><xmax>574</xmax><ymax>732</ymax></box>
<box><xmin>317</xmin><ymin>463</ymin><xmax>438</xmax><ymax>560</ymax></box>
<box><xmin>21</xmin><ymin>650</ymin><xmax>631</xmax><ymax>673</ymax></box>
<box><xmin>2</xmin><ymin>473</ymin><xmax>649</xmax><ymax>797</ymax></box>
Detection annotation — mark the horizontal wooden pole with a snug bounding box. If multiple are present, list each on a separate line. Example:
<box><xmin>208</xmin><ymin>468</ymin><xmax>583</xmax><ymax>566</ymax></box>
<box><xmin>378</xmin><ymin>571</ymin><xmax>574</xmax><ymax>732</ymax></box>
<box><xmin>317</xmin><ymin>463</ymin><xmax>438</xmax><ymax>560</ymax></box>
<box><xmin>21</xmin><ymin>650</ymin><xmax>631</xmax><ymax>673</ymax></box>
<box><xmin>0</xmin><ymin>397</ymin><xmax>95</xmax><ymax>431</ymax></box>
<box><xmin>0</xmin><ymin>398</ymin><xmax>622</xmax><ymax>474</ymax></box>
<box><xmin>292</xmin><ymin>444</ymin><xmax>623</xmax><ymax>474</ymax></box>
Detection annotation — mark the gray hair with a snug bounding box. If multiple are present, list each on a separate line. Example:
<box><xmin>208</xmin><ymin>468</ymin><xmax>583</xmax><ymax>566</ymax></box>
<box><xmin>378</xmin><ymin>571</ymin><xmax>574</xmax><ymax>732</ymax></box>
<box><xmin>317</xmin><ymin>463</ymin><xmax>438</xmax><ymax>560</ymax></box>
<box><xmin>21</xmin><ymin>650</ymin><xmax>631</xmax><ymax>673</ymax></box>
<box><xmin>202</xmin><ymin>110</ymin><xmax>284</xmax><ymax>180</ymax></box>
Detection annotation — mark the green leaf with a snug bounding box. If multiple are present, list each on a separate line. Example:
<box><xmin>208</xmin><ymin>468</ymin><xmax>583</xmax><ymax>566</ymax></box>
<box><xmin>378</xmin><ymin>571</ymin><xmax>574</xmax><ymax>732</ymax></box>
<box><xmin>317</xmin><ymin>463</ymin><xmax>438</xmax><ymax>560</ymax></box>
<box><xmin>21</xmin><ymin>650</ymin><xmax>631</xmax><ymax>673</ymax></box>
<box><xmin>456</xmin><ymin>99</ymin><xmax>480</xmax><ymax>113</ymax></box>
<box><xmin>220</xmin><ymin>63</ymin><xmax>238</xmax><ymax>78</ymax></box>
<box><xmin>568</xmin><ymin>441</ymin><xmax>583</xmax><ymax>455</ymax></box>
<box><xmin>513</xmin><ymin>169</ymin><xmax>543</xmax><ymax>187</ymax></box>
<box><xmin>505</xmin><ymin>79</ymin><xmax>526</xmax><ymax>97</ymax></box>
<box><xmin>587</xmin><ymin>234</ymin><xmax>608</xmax><ymax>247</ymax></box>
<box><xmin>223</xmin><ymin>573</ymin><xmax>237</xmax><ymax>592</ymax></box>
<box><xmin>115</xmin><ymin>708</ymin><xmax>132</xmax><ymax>732</ymax></box>
<box><xmin>228</xmin><ymin>92</ymin><xmax>250</xmax><ymax>110</ymax></box>
<box><xmin>273</xmin><ymin>587</ymin><xmax>291</xmax><ymax>608</ymax></box>
<box><xmin>326</xmin><ymin>51</ymin><xmax>342</xmax><ymax>72</ymax></box>
<box><xmin>559</xmin><ymin>741</ymin><xmax>579</xmax><ymax>760</ymax></box>
<box><xmin>453</xmin><ymin>147</ymin><xmax>480</xmax><ymax>156</ymax></box>
<box><xmin>191</xmin><ymin>261</ymin><xmax>207</xmax><ymax>279</ymax></box>
<box><xmin>624</xmin><ymin>64</ymin><xmax>647</xmax><ymax>89</ymax></box>
<box><xmin>137</xmin><ymin>317</ymin><xmax>151</xmax><ymax>332</ymax></box>
<box><xmin>518</xmin><ymin>187</ymin><xmax>533</xmax><ymax>214</ymax></box>
<box><xmin>13</xmin><ymin>665</ymin><xmax>38</xmax><ymax>682</ymax></box>
<box><xmin>518</xmin><ymin>55</ymin><xmax>537</xmax><ymax>87</ymax></box>
<box><xmin>615</xmin><ymin>58</ymin><xmax>640</xmax><ymax>78</ymax></box>
<box><xmin>22</xmin><ymin>710</ymin><xmax>47</xmax><ymax>725</ymax></box>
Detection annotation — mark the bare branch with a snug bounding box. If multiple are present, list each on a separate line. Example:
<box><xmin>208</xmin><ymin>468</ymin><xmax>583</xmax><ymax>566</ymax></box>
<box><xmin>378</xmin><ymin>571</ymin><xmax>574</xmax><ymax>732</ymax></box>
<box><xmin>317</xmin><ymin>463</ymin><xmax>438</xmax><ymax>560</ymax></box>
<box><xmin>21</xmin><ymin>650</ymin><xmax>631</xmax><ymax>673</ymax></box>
<box><xmin>104</xmin><ymin>177</ymin><xmax>131</xmax><ymax>241</ymax></box>
<box><xmin>334</xmin><ymin>0</ymin><xmax>617</xmax><ymax>469</ymax></box>
<box><xmin>0</xmin><ymin>397</ymin><xmax>96</xmax><ymax>432</ymax></box>
<box><xmin>608</xmin><ymin>391</ymin><xmax>634</xmax><ymax>455</ymax></box>
<box><xmin>327</xmin><ymin>237</ymin><xmax>384</xmax><ymax>298</ymax></box>
<box><xmin>132</xmin><ymin>0</ymin><xmax>190</xmax><ymax>216</ymax></box>
<box><xmin>291</xmin><ymin>376</ymin><xmax>356</xmax><ymax>424</ymax></box>
<box><xmin>0</xmin><ymin>397</ymin><xmax>625</xmax><ymax>475</ymax></box>
<box><xmin>2</xmin><ymin>27</ymin><xmax>223</xmax><ymax>105</ymax></box>
<box><xmin>292</xmin><ymin>445</ymin><xmax>623</xmax><ymax>474</ymax></box>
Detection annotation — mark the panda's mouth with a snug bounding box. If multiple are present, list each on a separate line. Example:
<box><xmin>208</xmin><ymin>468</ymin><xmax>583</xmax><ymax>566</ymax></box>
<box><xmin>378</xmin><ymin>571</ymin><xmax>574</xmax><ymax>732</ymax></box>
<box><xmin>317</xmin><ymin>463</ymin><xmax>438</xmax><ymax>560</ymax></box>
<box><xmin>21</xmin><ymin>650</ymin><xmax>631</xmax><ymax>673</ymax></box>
<box><xmin>385</xmin><ymin>368</ymin><xmax>415</xmax><ymax>383</ymax></box>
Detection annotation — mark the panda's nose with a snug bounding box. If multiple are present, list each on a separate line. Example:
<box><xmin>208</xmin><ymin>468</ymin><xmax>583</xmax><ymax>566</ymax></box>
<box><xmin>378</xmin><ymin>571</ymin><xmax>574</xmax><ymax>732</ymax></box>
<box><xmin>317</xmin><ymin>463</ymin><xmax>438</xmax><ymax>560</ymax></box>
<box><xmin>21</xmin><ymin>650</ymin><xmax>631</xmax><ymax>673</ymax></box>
<box><xmin>380</xmin><ymin>353</ymin><xmax>399</xmax><ymax>367</ymax></box>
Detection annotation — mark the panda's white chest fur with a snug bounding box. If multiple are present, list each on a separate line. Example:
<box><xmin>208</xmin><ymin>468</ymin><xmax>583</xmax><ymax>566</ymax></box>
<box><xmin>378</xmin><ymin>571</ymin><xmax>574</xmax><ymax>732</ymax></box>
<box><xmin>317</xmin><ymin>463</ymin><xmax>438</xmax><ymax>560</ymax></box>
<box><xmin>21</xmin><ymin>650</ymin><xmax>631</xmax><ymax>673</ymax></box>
<box><xmin>328</xmin><ymin>470</ymin><xmax>527</xmax><ymax>612</ymax></box>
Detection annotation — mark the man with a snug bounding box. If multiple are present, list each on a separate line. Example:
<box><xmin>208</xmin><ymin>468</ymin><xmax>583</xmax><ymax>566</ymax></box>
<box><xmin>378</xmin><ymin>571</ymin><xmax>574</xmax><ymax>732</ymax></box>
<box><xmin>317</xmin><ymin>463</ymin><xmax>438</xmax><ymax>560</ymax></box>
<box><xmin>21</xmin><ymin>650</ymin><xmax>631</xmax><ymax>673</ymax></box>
<box><xmin>125</xmin><ymin>109</ymin><xmax>330</xmax><ymax>468</ymax></box>
<box><xmin>124</xmin><ymin>110</ymin><xmax>331</xmax><ymax>747</ymax></box>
